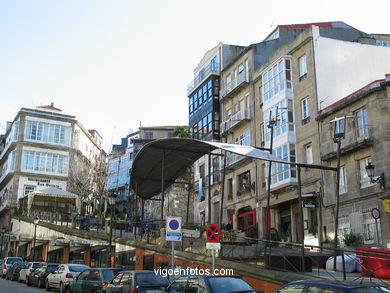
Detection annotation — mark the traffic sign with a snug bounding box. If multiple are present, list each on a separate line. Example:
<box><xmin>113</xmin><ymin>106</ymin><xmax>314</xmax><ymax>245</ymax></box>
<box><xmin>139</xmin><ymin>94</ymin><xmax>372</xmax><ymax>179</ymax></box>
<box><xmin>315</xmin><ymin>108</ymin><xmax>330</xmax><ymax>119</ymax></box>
<box><xmin>206</xmin><ymin>224</ymin><xmax>221</xmax><ymax>243</ymax></box>
<box><xmin>371</xmin><ymin>208</ymin><xmax>381</xmax><ymax>220</ymax></box>
<box><xmin>166</xmin><ymin>217</ymin><xmax>182</xmax><ymax>242</ymax></box>
<box><xmin>206</xmin><ymin>242</ymin><xmax>221</xmax><ymax>250</ymax></box>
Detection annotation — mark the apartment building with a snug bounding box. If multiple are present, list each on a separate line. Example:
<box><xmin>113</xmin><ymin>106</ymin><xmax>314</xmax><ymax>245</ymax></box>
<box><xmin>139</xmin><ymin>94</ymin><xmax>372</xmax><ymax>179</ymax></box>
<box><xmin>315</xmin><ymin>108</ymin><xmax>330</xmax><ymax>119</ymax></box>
<box><xmin>0</xmin><ymin>103</ymin><xmax>104</xmax><ymax>227</ymax></box>
<box><xmin>253</xmin><ymin>22</ymin><xmax>390</xmax><ymax>246</ymax></box>
<box><xmin>187</xmin><ymin>43</ymin><xmax>248</xmax><ymax>225</ymax></box>
<box><xmin>318</xmin><ymin>75</ymin><xmax>390</xmax><ymax>246</ymax></box>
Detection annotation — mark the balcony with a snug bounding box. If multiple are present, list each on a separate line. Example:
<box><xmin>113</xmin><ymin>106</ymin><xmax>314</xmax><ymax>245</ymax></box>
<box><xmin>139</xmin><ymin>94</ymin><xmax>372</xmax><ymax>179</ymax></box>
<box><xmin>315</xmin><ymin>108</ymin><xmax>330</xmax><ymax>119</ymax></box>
<box><xmin>221</xmin><ymin>73</ymin><xmax>249</xmax><ymax>100</ymax></box>
<box><xmin>226</xmin><ymin>152</ymin><xmax>250</xmax><ymax>168</ymax></box>
<box><xmin>187</xmin><ymin>62</ymin><xmax>219</xmax><ymax>94</ymax></box>
<box><xmin>321</xmin><ymin>125</ymin><xmax>375</xmax><ymax>161</ymax></box>
<box><xmin>221</xmin><ymin>108</ymin><xmax>250</xmax><ymax>135</ymax></box>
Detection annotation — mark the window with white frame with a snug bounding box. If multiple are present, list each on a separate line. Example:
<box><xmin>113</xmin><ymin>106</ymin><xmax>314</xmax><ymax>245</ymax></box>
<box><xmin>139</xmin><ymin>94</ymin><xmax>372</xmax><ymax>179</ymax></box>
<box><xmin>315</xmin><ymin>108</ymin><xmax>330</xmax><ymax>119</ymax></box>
<box><xmin>362</xmin><ymin>208</ymin><xmax>381</xmax><ymax>244</ymax></box>
<box><xmin>354</xmin><ymin>107</ymin><xmax>368</xmax><ymax>137</ymax></box>
<box><xmin>301</xmin><ymin>97</ymin><xmax>310</xmax><ymax>124</ymax></box>
<box><xmin>271</xmin><ymin>144</ymin><xmax>296</xmax><ymax>184</ymax></box>
<box><xmin>298</xmin><ymin>55</ymin><xmax>307</xmax><ymax>81</ymax></box>
<box><xmin>339</xmin><ymin>165</ymin><xmax>347</xmax><ymax>194</ymax></box>
<box><xmin>239</xmin><ymin>130</ymin><xmax>251</xmax><ymax>146</ymax></box>
<box><xmin>263</xmin><ymin>99</ymin><xmax>294</xmax><ymax>142</ymax></box>
<box><xmin>23</xmin><ymin>150</ymin><xmax>69</xmax><ymax>175</ymax></box>
<box><xmin>25</xmin><ymin>120</ymin><xmax>71</xmax><ymax>146</ymax></box>
<box><xmin>262</xmin><ymin>59</ymin><xmax>291</xmax><ymax>102</ymax></box>
<box><xmin>358</xmin><ymin>157</ymin><xmax>374</xmax><ymax>189</ymax></box>
<box><xmin>305</xmin><ymin>144</ymin><xmax>313</xmax><ymax>164</ymax></box>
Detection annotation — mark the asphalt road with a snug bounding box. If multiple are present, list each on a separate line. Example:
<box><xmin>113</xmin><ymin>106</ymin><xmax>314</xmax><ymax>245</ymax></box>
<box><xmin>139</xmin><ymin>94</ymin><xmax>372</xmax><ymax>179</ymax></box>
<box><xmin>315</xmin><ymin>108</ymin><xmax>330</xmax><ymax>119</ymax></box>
<box><xmin>0</xmin><ymin>277</ymin><xmax>45</xmax><ymax>293</ymax></box>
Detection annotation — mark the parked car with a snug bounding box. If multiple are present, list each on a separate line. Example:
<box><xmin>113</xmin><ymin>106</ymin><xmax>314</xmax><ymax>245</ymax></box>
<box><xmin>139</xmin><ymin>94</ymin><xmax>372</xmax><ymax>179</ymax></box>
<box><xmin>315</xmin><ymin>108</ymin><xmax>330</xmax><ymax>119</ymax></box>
<box><xmin>46</xmin><ymin>264</ymin><xmax>90</xmax><ymax>293</ymax></box>
<box><xmin>27</xmin><ymin>263</ymin><xmax>59</xmax><ymax>288</ymax></box>
<box><xmin>1</xmin><ymin>256</ymin><xmax>23</xmax><ymax>278</ymax></box>
<box><xmin>102</xmin><ymin>270</ymin><xmax>170</xmax><ymax>293</ymax></box>
<box><xmin>18</xmin><ymin>261</ymin><xmax>46</xmax><ymax>282</ymax></box>
<box><xmin>274</xmin><ymin>280</ymin><xmax>390</xmax><ymax>292</ymax></box>
<box><xmin>64</xmin><ymin>268</ymin><xmax>121</xmax><ymax>293</ymax></box>
<box><xmin>166</xmin><ymin>275</ymin><xmax>256</xmax><ymax>293</ymax></box>
<box><xmin>5</xmin><ymin>261</ymin><xmax>27</xmax><ymax>281</ymax></box>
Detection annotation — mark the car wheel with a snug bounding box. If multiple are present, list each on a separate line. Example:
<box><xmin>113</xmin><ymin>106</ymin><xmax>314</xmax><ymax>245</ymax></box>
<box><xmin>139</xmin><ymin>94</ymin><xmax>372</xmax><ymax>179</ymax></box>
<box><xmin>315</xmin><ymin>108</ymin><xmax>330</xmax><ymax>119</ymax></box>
<box><xmin>46</xmin><ymin>279</ymin><xmax>51</xmax><ymax>291</ymax></box>
<box><xmin>59</xmin><ymin>282</ymin><xmax>64</xmax><ymax>293</ymax></box>
<box><xmin>65</xmin><ymin>285</ymin><xmax>72</xmax><ymax>293</ymax></box>
<box><xmin>26</xmin><ymin>277</ymin><xmax>31</xmax><ymax>286</ymax></box>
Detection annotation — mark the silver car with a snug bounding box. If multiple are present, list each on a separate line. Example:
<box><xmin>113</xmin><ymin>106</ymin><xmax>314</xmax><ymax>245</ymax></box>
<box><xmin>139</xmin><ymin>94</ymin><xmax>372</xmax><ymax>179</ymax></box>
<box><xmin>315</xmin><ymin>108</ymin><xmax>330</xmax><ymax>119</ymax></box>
<box><xmin>46</xmin><ymin>263</ymin><xmax>89</xmax><ymax>293</ymax></box>
<box><xmin>18</xmin><ymin>261</ymin><xmax>46</xmax><ymax>282</ymax></box>
<box><xmin>1</xmin><ymin>256</ymin><xmax>23</xmax><ymax>278</ymax></box>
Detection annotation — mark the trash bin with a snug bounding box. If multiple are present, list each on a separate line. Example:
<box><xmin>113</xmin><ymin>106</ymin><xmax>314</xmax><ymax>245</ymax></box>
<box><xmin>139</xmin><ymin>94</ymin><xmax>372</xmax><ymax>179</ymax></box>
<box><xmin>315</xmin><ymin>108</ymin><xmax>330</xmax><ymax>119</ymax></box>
<box><xmin>357</xmin><ymin>247</ymin><xmax>390</xmax><ymax>280</ymax></box>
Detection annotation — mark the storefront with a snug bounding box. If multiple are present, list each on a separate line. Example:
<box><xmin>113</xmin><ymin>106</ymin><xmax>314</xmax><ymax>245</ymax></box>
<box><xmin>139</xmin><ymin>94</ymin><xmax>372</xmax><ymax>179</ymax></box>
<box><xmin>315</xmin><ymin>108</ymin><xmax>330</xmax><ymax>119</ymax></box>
<box><xmin>237</xmin><ymin>206</ymin><xmax>256</xmax><ymax>232</ymax></box>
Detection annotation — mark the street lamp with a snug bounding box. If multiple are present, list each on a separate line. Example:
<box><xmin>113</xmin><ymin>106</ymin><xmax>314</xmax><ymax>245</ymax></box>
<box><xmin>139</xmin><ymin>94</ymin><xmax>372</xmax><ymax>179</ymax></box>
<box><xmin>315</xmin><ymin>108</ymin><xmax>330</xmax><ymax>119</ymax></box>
<box><xmin>107</xmin><ymin>193</ymin><xmax>117</xmax><ymax>267</ymax></box>
<box><xmin>365</xmin><ymin>162</ymin><xmax>386</xmax><ymax>189</ymax></box>
<box><xmin>0</xmin><ymin>227</ymin><xmax>7</xmax><ymax>258</ymax></box>
<box><xmin>330</xmin><ymin>116</ymin><xmax>348</xmax><ymax>271</ymax></box>
<box><xmin>32</xmin><ymin>216</ymin><xmax>39</xmax><ymax>261</ymax></box>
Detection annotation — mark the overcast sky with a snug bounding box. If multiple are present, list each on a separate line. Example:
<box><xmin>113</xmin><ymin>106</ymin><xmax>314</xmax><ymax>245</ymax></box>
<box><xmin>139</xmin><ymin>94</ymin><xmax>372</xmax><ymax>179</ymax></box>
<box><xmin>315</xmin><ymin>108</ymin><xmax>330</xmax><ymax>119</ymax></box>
<box><xmin>0</xmin><ymin>0</ymin><xmax>389</xmax><ymax>152</ymax></box>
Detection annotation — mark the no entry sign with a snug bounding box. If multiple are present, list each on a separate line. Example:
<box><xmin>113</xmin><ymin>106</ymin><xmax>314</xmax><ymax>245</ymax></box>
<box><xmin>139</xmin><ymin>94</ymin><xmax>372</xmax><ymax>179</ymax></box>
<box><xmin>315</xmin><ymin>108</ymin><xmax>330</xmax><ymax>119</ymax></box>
<box><xmin>206</xmin><ymin>224</ymin><xmax>221</xmax><ymax>243</ymax></box>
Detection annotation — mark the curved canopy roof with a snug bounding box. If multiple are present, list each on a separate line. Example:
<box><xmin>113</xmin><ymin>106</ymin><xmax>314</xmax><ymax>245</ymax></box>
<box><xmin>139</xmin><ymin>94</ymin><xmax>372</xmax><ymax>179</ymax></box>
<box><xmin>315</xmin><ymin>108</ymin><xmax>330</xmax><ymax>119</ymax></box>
<box><xmin>131</xmin><ymin>138</ymin><xmax>337</xmax><ymax>199</ymax></box>
<box><xmin>130</xmin><ymin>138</ymin><xmax>276</xmax><ymax>199</ymax></box>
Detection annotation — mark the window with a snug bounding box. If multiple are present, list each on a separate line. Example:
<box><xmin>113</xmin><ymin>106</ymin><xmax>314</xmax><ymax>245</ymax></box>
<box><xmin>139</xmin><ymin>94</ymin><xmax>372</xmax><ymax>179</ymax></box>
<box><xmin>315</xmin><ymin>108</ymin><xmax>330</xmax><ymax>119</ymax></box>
<box><xmin>358</xmin><ymin>157</ymin><xmax>374</xmax><ymax>189</ymax></box>
<box><xmin>144</xmin><ymin>132</ymin><xmax>153</xmax><ymax>139</ymax></box>
<box><xmin>271</xmin><ymin>144</ymin><xmax>296</xmax><ymax>185</ymax></box>
<box><xmin>120</xmin><ymin>273</ymin><xmax>131</xmax><ymax>285</ymax></box>
<box><xmin>239</xmin><ymin>130</ymin><xmax>251</xmax><ymax>146</ymax></box>
<box><xmin>263</xmin><ymin>99</ymin><xmax>294</xmax><ymax>142</ymax></box>
<box><xmin>298</xmin><ymin>55</ymin><xmax>307</xmax><ymax>81</ymax></box>
<box><xmin>355</xmin><ymin>107</ymin><xmax>368</xmax><ymax>138</ymax></box>
<box><xmin>111</xmin><ymin>273</ymin><xmax>123</xmax><ymax>284</ymax></box>
<box><xmin>339</xmin><ymin>165</ymin><xmax>347</xmax><ymax>194</ymax></box>
<box><xmin>25</xmin><ymin>120</ymin><xmax>70</xmax><ymax>146</ymax></box>
<box><xmin>277</xmin><ymin>284</ymin><xmax>305</xmax><ymax>292</ymax></box>
<box><xmin>305</xmin><ymin>144</ymin><xmax>313</xmax><ymax>164</ymax></box>
<box><xmin>238</xmin><ymin>171</ymin><xmax>251</xmax><ymax>193</ymax></box>
<box><xmin>362</xmin><ymin>208</ymin><xmax>381</xmax><ymax>244</ymax></box>
<box><xmin>301</xmin><ymin>97</ymin><xmax>310</xmax><ymax>124</ymax></box>
<box><xmin>262</xmin><ymin>59</ymin><xmax>291</xmax><ymax>102</ymax></box>
<box><xmin>24</xmin><ymin>186</ymin><xmax>35</xmax><ymax>196</ymax></box>
<box><xmin>78</xmin><ymin>270</ymin><xmax>90</xmax><ymax>280</ymax></box>
<box><xmin>23</xmin><ymin>150</ymin><xmax>69</xmax><ymax>175</ymax></box>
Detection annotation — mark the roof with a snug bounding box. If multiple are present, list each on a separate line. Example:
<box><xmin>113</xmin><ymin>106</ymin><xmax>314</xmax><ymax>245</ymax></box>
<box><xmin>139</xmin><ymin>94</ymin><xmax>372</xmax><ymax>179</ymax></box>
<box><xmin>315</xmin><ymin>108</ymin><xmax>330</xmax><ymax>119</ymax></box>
<box><xmin>131</xmin><ymin>138</ymin><xmax>336</xmax><ymax>199</ymax></box>
<box><xmin>36</xmin><ymin>102</ymin><xmax>62</xmax><ymax>112</ymax></box>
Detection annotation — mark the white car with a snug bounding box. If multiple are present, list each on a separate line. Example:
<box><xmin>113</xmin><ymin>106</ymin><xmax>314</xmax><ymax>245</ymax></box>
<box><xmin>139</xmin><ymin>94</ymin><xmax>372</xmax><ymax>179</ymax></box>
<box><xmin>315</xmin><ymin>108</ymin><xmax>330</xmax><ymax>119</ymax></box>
<box><xmin>18</xmin><ymin>261</ymin><xmax>45</xmax><ymax>282</ymax></box>
<box><xmin>46</xmin><ymin>263</ymin><xmax>89</xmax><ymax>293</ymax></box>
<box><xmin>1</xmin><ymin>256</ymin><xmax>23</xmax><ymax>277</ymax></box>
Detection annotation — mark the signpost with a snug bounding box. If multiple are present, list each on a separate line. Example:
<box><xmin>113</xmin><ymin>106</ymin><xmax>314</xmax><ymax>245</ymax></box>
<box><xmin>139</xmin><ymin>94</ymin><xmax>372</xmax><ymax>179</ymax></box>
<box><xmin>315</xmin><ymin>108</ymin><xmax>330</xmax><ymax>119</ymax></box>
<box><xmin>166</xmin><ymin>217</ymin><xmax>182</xmax><ymax>270</ymax></box>
<box><xmin>206</xmin><ymin>224</ymin><xmax>221</xmax><ymax>273</ymax></box>
<box><xmin>371</xmin><ymin>208</ymin><xmax>381</xmax><ymax>245</ymax></box>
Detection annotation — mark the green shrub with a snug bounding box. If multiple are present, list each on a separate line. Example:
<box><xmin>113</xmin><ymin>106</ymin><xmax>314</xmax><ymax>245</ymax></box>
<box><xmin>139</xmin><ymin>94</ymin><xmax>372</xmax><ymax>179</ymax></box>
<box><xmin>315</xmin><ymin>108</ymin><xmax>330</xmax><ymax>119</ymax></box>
<box><xmin>343</xmin><ymin>231</ymin><xmax>363</xmax><ymax>247</ymax></box>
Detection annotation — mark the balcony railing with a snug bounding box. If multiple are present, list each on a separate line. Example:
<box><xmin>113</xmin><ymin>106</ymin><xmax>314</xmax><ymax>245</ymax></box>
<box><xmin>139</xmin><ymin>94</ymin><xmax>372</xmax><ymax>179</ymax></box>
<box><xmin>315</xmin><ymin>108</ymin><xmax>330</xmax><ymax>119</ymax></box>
<box><xmin>187</xmin><ymin>62</ymin><xmax>219</xmax><ymax>94</ymax></box>
<box><xmin>221</xmin><ymin>73</ymin><xmax>249</xmax><ymax>98</ymax></box>
<box><xmin>226</xmin><ymin>152</ymin><xmax>248</xmax><ymax>167</ymax></box>
<box><xmin>321</xmin><ymin>125</ymin><xmax>375</xmax><ymax>161</ymax></box>
<box><xmin>221</xmin><ymin>108</ymin><xmax>250</xmax><ymax>134</ymax></box>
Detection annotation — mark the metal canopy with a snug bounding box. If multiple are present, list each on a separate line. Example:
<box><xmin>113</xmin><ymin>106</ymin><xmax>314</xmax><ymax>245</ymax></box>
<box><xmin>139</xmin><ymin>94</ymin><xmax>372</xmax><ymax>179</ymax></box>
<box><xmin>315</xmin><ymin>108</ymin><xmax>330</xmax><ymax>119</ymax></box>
<box><xmin>131</xmin><ymin>138</ymin><xmax>336</xmax><ymax>199</ymax></box>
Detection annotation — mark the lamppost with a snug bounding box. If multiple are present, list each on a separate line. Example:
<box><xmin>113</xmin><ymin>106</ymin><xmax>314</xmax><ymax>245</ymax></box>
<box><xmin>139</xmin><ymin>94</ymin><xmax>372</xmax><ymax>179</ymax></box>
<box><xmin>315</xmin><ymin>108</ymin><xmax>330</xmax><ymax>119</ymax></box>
<box><xmin>330</xmin><ymin>116</ymin><xmax>348</xmax><ymax>271</ymax></box>
<box><xmin>107</xmin><ymin>193</ymin><xmax>117</xmax><ymax>267</ymax></box>
<box><xmin>365</xmin><ymin>162</ymin><xmax>386</xmax><ymax>189</ymax></box>
<box><xmin>0</xmin><ymin>227</ymin><xmax>7</xmax><ymax>258</ymax></box>
<box><xmin>32</xmin><ymin>216</ymin><xmax>39</xmax><ymax>261</ymax></box>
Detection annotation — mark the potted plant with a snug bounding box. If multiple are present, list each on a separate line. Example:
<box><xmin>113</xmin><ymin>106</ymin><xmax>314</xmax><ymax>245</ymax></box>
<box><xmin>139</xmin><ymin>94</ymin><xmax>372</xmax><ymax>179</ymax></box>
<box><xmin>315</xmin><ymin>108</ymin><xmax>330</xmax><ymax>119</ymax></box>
<box><xmin>342</xmin><ymin>231</ymin><xmax>363</xmax><ymax>248</ymax></box>
<box><xmin>237</xmin><ymin>191</ymin><xmax>242</xmax><ymax>197</ymax></box>
<box><xmin>227</xmin><ymin>193</ymin><xmax>233</xmax><ymax>200</ymax></box>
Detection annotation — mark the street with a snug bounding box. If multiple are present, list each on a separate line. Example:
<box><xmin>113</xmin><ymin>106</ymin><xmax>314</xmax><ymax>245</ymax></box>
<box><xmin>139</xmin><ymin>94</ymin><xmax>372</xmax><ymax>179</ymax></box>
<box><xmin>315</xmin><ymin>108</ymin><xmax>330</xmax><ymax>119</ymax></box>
<box><xmin>0</xmin><ymin>277</ymin><xmax>45</xmax><ymax>293</ymax></box>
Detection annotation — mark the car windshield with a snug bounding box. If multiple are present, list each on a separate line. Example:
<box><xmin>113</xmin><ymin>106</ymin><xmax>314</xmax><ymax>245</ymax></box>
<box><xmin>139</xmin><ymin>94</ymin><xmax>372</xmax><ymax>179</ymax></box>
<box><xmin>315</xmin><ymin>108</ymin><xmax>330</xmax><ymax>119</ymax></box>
<box><xmin>47</xmin><ymin>265</ymin><xmax>58</xmax><ymax>273</ymax></box>
<box><xmin>33</xmin><ymin>263</ymin><xmax>45</xmax><ymax>268</ymax></box>
<box><xmin>352</xmin><ymin>287</ymin><xmax>390</xmax><ymax>293</ymax></box>
<box><xmin>69</xmin><ymin>265</ymin><xmax>89</xmax><ymax>272</ymax></box>
<box><xmin>135</xmin><ymin>272</ymin><xmax>169</xmax><ymax>286</ymax></box>
<box><xmin>208</xmin><ymin>277</ymin><xmax>255</xmax><ymax>293</ymax></box>
<box><xmin>6</xmin><ymin>258</ymin><xmax>22</xmax><ymax>264</ymax></box>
